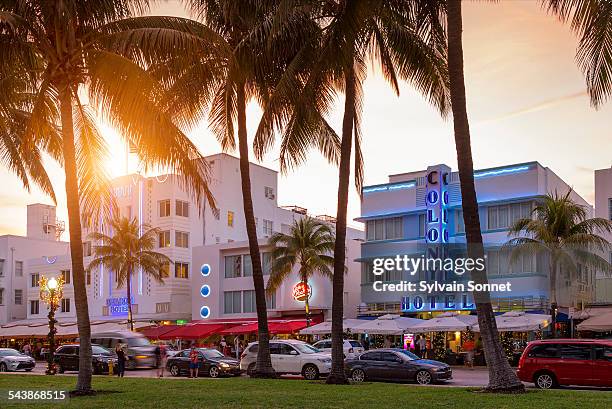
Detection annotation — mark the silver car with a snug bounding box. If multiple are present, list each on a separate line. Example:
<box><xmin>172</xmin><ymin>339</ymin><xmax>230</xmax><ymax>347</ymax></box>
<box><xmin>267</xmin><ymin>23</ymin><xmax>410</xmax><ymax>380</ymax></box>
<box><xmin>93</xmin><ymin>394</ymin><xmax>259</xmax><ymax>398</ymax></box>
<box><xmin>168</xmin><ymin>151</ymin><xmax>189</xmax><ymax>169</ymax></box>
<box><xmin>0</xmin><ymin>348</ymin><xmax>36</xmax><ymax>372</ymax></box>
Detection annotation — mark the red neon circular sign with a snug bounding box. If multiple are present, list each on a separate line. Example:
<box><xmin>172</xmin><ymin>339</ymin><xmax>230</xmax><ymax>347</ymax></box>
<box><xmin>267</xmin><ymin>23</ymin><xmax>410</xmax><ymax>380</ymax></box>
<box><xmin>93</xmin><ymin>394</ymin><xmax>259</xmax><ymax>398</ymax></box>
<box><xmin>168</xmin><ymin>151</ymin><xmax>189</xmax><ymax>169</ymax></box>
<box><xmin>292</xmin><ymin>282</ymin><xmax>312</xmax><ymax>302</ymax></box>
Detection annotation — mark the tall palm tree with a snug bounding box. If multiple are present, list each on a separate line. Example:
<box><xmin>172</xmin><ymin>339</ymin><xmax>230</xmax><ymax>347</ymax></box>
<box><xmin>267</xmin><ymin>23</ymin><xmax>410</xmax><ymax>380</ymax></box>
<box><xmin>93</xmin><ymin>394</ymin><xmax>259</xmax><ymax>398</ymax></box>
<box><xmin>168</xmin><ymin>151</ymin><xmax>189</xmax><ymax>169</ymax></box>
<box><xmin>543</xmin><ymin>0</ymin><xmax>612</xmax><ymax>107</ymax></box>
<box><xmin>155</xmin><ymin>0</ymin><xmax>342</xmax><ymax>377</ymax></box>
<box><xmin>267</xmin><ymin>217</ymin><xmax>336</xmax><ymax>327</ymax></box>
<box><xmin>446</xmin><ymin>0</ymin><xmax>524</xmax><ymax>392</ymax></box>
<box><xmin>507</xmin><ymin>190</ymin><xmax>612</xmax><ymax>337</ymax></box>
<box><xmin>0</xmin><ymin>0</ymin><xmax>217</xmax><ymax>392</ymax></box>
<box><xmin>87</xmin><ymin>216</ymin><xmax>172</xmax><ymax>332</ymax></box>
<box><xmin>258</xmin><ymin>0</ymin><xmax>450</xmax><ymax>384</ymax></box>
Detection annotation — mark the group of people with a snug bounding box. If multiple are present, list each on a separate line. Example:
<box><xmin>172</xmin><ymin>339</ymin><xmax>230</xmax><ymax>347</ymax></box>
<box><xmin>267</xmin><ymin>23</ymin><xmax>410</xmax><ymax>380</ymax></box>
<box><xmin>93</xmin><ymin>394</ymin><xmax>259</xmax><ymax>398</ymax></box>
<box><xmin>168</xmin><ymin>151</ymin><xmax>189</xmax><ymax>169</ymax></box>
<box><xmin>217</xmin><ymin>336</ymin><xmax>246</xmax><ymax>360</ymax></box>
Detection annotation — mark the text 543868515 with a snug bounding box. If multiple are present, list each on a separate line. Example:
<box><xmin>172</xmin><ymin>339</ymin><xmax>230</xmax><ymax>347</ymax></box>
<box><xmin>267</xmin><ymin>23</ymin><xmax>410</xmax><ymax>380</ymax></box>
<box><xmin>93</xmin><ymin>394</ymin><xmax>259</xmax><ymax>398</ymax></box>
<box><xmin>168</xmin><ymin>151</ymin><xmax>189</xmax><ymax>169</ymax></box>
<box><xmin>3</xmin><ymin>390</ymin><xmax>67</xmax><ymax>402</ymax></box>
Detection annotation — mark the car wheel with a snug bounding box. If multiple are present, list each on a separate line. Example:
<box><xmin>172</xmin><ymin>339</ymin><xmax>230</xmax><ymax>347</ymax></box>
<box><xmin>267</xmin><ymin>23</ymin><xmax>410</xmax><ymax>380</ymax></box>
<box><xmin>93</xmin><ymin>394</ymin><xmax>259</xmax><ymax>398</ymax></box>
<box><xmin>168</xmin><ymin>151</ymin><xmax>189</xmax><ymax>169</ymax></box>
<box><xmin>351</xmin><ymin>368</ymin><xmax>366</xmax><ymax>383</ymax></box>
<box><xmin>247</xmin><ymin>363</ymin><xmax>256</xmax><ymax>376</ymax></box>
<box><xmin>302</xmin><ymin>364</ymin><xmax>319</xmax><ymax>380</ymax></box>
<box><xmin>0</xmin><ymin>363</ymin><xmax>7</xmax><ymax>372</ymax></box>
<box><xmin>208</xmin><ymin>366</ymin><xmax>220</xmax><ymax>378</ymax></box>
<box><xmin>534</xmin><ymin>372</ymin><xmax>557</xmax><ymax>390</ymax></box>
<box><xmin>170</xmin><ymin>365</ymin><xmax>180</xmax><ymax>377</ymax></box>
<box><xmin>415</xmin><ymin>370</ymin><xmax>432</xmax><ymax>385</ymax></box>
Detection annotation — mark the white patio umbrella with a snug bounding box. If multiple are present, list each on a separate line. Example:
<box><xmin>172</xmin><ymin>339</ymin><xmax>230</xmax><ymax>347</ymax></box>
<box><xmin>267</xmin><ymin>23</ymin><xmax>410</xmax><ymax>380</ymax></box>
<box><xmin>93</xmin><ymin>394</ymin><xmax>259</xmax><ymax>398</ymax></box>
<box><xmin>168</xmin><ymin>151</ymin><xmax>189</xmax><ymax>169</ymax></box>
<box><xmin>351</xmin><ymin>314</ymin><xmax>423</xmax><ymax>335</ymax></box>
<box><xmin>299</xmin><ymin>319</ymin><xmax>370</xmax><ymax>335</ymax></box>
<box><xmin>410</xmin><ymin>312</ymin><xmax>477</xmax><ymax>333</ymax></box>
<box><xmin>576</xmin><ymin>312</ymin><xmax>612</xmax><ymax>332</ymax></box>
<box><xmin>472</xmin><ymin>311</ymin><xmax>551</xmax><ymax>332</ymax></box>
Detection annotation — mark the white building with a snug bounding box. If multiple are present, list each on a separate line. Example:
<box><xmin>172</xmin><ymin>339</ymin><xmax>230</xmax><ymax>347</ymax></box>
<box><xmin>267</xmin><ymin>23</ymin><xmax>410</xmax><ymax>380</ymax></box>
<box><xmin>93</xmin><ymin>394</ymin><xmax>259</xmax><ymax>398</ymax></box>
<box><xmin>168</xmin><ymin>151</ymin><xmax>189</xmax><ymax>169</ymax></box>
<box><xmin>594</xmin><ymin>166</ymin><xmax>612</xmax><ymax>303</ymax></box>
<box><xmin>22</xmin><ymin>153</ymin><xmax>364</xmax><ymax>326</ymax></box>
<box><xmin>0</xmin><ymin>204</ymin><xmax>69</xmax><ymax>325</ymax></box>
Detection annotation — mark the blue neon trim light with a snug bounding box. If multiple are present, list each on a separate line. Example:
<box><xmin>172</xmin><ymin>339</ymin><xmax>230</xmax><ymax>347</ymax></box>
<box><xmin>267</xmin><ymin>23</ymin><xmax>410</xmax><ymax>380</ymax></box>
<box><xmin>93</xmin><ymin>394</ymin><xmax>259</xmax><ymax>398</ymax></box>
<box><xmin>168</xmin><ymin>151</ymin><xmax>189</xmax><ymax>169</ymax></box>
<box><xmin>201</xmin><ymin>264</ymin><xmax>211</xmax><ymax>276</ymax></box>
<box><xmin>363</xmin><ymin>182</ymin><xmax>416</xmax><ymax>194</ymax></box>
<box><xmin>200</xmin><ymin>306</ymin><xmax>210</xmax><ymax>318</ymax></box>
<box><xmin>200</xmin><ymin>285</ymin><xmax>210</xmax><ymax>297</ymax></box>
<box><xmin>474</xmin><ymin>165</ymin><xmax>530</xmax><ymax>179</ymax></box>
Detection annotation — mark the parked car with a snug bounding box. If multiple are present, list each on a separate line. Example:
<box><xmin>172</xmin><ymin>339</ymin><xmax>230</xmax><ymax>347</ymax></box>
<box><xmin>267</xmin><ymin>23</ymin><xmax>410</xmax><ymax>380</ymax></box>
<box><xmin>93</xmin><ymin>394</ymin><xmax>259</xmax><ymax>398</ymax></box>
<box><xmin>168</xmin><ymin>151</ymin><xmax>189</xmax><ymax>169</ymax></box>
<box><xmin>0</xmin><ymin>348</ymin><xmax>36</xmax><ymax>372</ymax></box>
<box><xmin>517</xmin><ymin>339</ymin><xmax>612</xmax><ymax>389</ymax></box>
<box><xmin>240</xmin><ymin>340</ymin><xmax>332</xmax><ymax>380</ymax></box>
<box><xmin>313</xmin><ymin>339</ymin><xmax>364</xmax><ymax>359</ymax></box>
<box><xmin>54</xmin><ymin>344</ymin><xmax>117</xmax><ymax>375</ymax></box>
<box><xmin>166</xmin><ymin>348</ymin><xmax>241</xmax><ymax>378</ymax></box>
<box><xmin>345</xmin><ymin>348</ymin><xmax>452</xmax><ymax>385</ymax></box>
<box><xmin>90</xmin><ymin>331</ymin><xmax>156</xmax><ymax>369</ymax></box>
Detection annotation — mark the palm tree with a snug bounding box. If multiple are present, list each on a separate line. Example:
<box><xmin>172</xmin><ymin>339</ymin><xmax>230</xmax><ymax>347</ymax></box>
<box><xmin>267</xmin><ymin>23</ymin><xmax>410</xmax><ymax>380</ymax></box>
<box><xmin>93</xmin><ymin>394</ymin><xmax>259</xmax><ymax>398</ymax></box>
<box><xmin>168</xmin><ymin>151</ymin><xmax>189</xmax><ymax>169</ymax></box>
<box><xmin>258</xmin><ymin>0</ymin><xmax>450</xmax><ymax>384</ymax></box>
<box><xmin>0</xmin><ymin>0</ymin><xmax>217</xmax><ymax>392</ymax></box>
<box><xmin>446</xmin><ymin>0</ymin><xmax>524</xmax><ymax>392</ymax></box>
<box><xmin>507</xmin><ymin>190</ymin><xmax>612</xmax><ymax>337</ymax></box>
<box><xmin>87</xmin><ymin>216</ymin><xmax>172</xmax><ymax>332</ymax></box>
<box><xmin>155</xmin><ymin>0</ymin><xmax>343</xmax><ymax>377</ymax></box>
<box><xmin>267</xmin><ymin>217</ymin><xmax>336</xmax><ymax>327</ymax></box>
<box><xmin>543</xmin><ymin>0</ymin><xmax>612</xmax><ymax>107</ymax></box>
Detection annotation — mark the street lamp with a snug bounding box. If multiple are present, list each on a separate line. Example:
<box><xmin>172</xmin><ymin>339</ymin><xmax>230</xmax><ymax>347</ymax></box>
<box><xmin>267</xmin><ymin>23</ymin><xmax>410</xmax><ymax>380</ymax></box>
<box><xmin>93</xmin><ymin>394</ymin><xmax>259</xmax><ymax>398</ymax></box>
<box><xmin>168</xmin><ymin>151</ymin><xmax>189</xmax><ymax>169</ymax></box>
<box><xmin>39</xmin><ymin>275</ymin><xmax>64</xmax><ymax>375</ymax></box>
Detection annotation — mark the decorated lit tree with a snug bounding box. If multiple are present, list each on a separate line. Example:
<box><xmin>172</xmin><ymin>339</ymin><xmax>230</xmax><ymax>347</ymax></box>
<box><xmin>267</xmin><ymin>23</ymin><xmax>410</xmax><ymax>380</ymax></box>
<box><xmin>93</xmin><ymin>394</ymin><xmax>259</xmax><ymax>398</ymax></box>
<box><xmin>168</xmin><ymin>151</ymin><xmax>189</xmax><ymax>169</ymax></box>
<box><xmin>433</xmin><ymin>332</ymin><xmax>446</xmax><ymax>361</ymax></box>
<box><xmin>499</xmin><ymin>332</ymin><xmax>514</xmax><ymax>363</ymax></box>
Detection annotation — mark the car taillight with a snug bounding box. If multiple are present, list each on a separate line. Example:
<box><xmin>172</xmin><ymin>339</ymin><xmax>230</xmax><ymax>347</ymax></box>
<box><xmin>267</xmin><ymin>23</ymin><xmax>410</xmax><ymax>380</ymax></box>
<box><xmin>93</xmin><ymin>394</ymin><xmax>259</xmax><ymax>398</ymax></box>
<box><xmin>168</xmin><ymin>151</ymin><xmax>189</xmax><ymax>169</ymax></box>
<box><xmin>518</xmin><ymin>351</ymin><xmax>526</xmax><ymax>369</ymax></box>
<box><xmin>348</xmin><ymin>348</ymin><xmax>354</xmax><ymax>354</ymax></box>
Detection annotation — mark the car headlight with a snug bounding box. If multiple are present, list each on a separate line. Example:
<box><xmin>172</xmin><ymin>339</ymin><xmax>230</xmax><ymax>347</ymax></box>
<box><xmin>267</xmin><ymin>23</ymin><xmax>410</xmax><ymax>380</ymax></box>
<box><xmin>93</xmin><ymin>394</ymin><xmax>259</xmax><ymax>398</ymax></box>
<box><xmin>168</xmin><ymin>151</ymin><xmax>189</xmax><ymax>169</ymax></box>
<box><xmin>317</xmin><ymin>358</ymin><xmax>332</xmax><ymax>363</ymax></box>
<box><xmin>135</xmin><ymin>355</ymin><xmax>148</xmax><ymax>359</ymax></box>
<box><xmin>219</xmin><ymin>362</ymin><xmax>230</xmax><ymax>368</ymax></box>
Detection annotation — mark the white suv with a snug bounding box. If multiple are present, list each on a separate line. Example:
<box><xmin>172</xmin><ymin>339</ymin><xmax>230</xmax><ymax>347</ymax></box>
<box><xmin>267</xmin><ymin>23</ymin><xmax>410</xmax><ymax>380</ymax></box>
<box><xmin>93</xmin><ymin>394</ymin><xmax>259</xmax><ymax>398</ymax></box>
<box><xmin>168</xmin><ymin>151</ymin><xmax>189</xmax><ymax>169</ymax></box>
<box><xmin>240</xmin><ymin>339</ymin><xmax>332</xmax><ymax>380</ymax></box>
<box><xmin>312</xmin><ymin>339</ymin><xmax>364</xmax><ymax>359</ymax></box>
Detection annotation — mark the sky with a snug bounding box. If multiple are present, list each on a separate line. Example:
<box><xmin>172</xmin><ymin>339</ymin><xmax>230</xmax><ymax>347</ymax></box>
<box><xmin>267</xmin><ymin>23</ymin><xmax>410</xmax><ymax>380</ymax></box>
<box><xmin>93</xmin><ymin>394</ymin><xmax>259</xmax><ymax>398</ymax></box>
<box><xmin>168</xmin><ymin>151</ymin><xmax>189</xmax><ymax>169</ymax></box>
<box><xmin>1</xmin><ymin>1</ymin><xmax>611</xmax><ymax>237</ymax></box>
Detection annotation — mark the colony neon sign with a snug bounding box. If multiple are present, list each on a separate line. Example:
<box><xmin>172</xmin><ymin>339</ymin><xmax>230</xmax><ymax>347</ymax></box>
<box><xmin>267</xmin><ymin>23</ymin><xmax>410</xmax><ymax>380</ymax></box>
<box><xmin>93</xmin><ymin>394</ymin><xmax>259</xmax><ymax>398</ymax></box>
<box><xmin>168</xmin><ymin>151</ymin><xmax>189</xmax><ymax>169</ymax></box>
<box><xmin>425</xmin><ymin>167</ymin><xmax>450</xmax><ymax>243</ymax></box>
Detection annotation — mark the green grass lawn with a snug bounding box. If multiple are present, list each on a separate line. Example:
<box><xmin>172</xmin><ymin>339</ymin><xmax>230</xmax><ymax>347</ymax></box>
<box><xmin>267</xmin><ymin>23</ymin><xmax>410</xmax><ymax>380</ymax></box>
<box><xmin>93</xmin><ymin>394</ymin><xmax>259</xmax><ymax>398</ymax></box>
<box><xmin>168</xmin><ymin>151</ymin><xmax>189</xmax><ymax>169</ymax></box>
<box><xmin>1</xmin><ymin>375</ymin><xmax>611</xmax><ymax>409</ymax></box>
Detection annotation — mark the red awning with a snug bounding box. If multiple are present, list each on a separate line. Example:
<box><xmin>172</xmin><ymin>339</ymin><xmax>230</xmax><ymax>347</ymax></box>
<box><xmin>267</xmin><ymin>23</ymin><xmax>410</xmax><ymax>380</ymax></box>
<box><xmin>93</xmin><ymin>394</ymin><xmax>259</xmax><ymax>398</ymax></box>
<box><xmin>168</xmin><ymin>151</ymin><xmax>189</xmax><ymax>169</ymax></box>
<box><xmin>140</xmin><ymin>325</ymin><xmax>180</xmax><ymax>339</ymax></box>
<box><xmin>219</xmin><ymin>320</ymin><xmax>309</xmax><ymax>335</ymax></box>
<box><xmin>159</xmin><ymin>323</ymin><xmax>226</xmax><ymax>340</ymax></box>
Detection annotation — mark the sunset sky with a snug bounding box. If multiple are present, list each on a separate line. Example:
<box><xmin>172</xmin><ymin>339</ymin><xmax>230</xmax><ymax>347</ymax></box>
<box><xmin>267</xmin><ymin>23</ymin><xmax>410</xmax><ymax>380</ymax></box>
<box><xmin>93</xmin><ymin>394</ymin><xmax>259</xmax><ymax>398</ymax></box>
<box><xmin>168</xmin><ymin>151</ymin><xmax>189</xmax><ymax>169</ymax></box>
<box><xmin>1</xmin><ymin>1</ymin><xmax>610</xmax><ymax>236</ymax></box>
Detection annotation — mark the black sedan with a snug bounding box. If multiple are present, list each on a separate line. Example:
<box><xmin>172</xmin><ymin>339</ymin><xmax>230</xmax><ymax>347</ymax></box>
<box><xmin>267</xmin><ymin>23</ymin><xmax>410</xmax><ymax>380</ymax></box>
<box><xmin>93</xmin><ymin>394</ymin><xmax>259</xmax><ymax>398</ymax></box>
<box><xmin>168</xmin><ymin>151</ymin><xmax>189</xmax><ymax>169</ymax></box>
<box><xmin>166</xmin><ymin>348</ymin><xmax>241</xmax><ymax>378</ymax></box>
<box><xmin>345</xmin><ymin>348</ymin><xmax>452</xmax><ymax>385</ymax></box>
<box><xmin>54</xmin><ymin>344</ymin><xmax>117</xmax><ymax>375</ymax></box>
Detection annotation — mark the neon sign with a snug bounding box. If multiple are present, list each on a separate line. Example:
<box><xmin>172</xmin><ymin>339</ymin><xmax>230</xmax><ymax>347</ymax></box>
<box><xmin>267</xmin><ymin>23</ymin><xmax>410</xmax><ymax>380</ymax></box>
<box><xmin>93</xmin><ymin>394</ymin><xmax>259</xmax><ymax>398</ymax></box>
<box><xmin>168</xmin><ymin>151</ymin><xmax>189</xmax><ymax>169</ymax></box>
<box><xmin>401</xmin><ymin>294</ymin><xmax>475</xmax><ymax>312</ymax></box>
<box><xmin>106</xmin><ymin>297</ymin><xmax>134</xmax><ymax>316</ymax></box>
<box><xmin>425</xmin><ymin>166</ymin><xmax>450</xmax><ymax>244</ymax></box>
<box><xmin>292</xmin><ymin>282</ymin><xmax>312</xmax><ymax>302</ymax></box>
<box><xmin>363</xmin><ymin>181</ymin><xmax>416</xmax><ymax>194</ymax></box>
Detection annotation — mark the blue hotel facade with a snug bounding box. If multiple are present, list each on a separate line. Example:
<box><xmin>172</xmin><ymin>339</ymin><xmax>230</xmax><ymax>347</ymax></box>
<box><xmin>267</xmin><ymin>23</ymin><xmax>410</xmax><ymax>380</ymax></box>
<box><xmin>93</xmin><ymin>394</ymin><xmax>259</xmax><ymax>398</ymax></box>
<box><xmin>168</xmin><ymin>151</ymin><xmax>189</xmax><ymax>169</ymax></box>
<box><xmin>357</xmin><ymin>162</ymin><xmax>594</xmax><ymax>318</ymax></box>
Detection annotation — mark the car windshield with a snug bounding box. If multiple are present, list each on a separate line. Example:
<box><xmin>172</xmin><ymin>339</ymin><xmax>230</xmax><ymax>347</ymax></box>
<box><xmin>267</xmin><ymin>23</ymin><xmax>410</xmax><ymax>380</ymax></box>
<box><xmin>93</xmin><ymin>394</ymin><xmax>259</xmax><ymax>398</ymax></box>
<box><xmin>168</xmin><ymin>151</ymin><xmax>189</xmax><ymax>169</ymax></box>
<box><xmin>127</xmin><ymin>337</ymin><xmax>151</xmax><ymax>347</ymax></box>
<box><xmin>201</xmin><ymin>349</ymin><xmax>224</xmax><ymax>359</ymax></box>
<box><xmin>293</xmin><ymin>344</ymin><xmax>320</xmax><ymax>354</ymax></box>
<box><xmin>92</xmin><ymin>345</ymin><xmax>112</xmax><ymax>355</ymax></box>
<box><xmin>0</xmin><ymin>349</ymin><xmax>22</xmax><ymax>357</ymax></box>
<box><xmin>395</xmin><ymin>350</ymin><xmax>419</xmax><ymax>360</ymax></box>
<box><xmin>349</xmin><ymin>341</ymin><xmax>362</xmax><ymax>348</ymax></box>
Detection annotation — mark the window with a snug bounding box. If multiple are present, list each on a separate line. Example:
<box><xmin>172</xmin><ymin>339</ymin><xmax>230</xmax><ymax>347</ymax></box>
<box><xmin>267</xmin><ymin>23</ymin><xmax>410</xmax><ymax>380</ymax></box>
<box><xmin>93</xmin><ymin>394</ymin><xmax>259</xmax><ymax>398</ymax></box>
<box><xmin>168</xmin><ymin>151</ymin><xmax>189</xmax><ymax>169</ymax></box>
<box><xmin>224</xmin><ymin>291</ymin><xmax>242</xmax><ymax>314</ymax></box>
<box><xmin>243</xmin><ymin>290</ymin><xmax>256</xmax><ymax>313</ymax></box>
<box><xmin>225</xmin><ymin>255</ymin><xmax>242</xmax><ymax>278</ymax></box>
<box><xmin>61</xmin><ymin>269</ymin><xmax>71</xmax><ymax>284</ymax></box>
<box><xmin>264</xmin><ymin>186</ymin><xmax>275</xmax><ymax>199</ymax></box>
<box><xmin>0</xmin><ymin>288</ymin><xmax>3</xmax><ymax>305</ymax></box>
<box><xmin>560</xmin><ymin>344</ymin><xmax>591</xmax><ymax>360</ymax></box>
<box><xmin>14</xmin><ymin>289</ymin><xmax>23</xmax><ymax>305</ymax></box>
<box><xmin>86</xmin><ymin>269</ymin><xmax>91</xmax><ymax>286</ymax></box>
<box><xmin>262</xmin><ymin>252</ymin><xmax>272</xmax><ymax>275</ymax></box>
<box><xmin>227</xmin><ymin>211</ymin><xmax>235</xmax><ymax>227</ymax></box>
<box><xmin>102</xmin><ymin>305</ymin><xmax>109</xmax><ymax>316</ymax></box>
<box><xmin>175</xmin><ymin>262</ymin><xmax>189</xmax><ymax>279</ymax></box>
<box><xmin>487</xmin><ymin>202</ymin><xmax>532</xmax><ymax>230</ymax></box>
<box><xmin>176</xmin><ymin>200</ymin><xmax>189</xmax><ymax>217</ymax></box>
<box><xmin>266</xmin><ymin>292</ymin><xmax>276</xmax><ymax>309</ymax></box>
<box><xmin>30</xmin><ymin>300</ymin><xmax>39</xmax><ymax>315</ymax></box>
<box><xmin>263</xmin><ymin>219</ymin><xmax>273</xmax><ymax>236</ymax></box>
<box><xmin>156</xmin><ymin>302</ymin><xmax>170</xmax><ymax>313</ymax></box>
<box><xmin>528</xmin><ymin>344</ymin><xmax>558</xmax><ymax>358</ymax></box>
<box><xmin>31</xmin><ymin>273</ymin><xmax>40</xmax><ymax>287</ymax></box>
<box><xmin>159</xmin><ymin>199</ymin><xmax>171</xmax><ymax>217</ymax></box>
<box><xmin>126</xmin><ymin>205</ymin><xmax>132</xmax><ymax>220</ymax></box>
<box><xmin>15</xmin><ymin>261</ymin><xmax>23</xmax><ymax>277</ymax></box>
<box><xmin>160</xmin><ymin>262</ymin><xmax>170</xmax><ymax>278</ymax></box>
<box><xmin>158</xmin><ymin>230</ymin><xmax>171</xmax><ymax>248</ymax></box>
<box><xmin>83</xmin><ymin>241</ymin><xmax>92</xmax><ymax>257</ymax></box>
<box><xmin>456</xmin><ymin>210</ymin><xmax>465</xmax><ymax>234</ymax></box>
<box><xmin>175</xmin><ymin>231</ymin><xmax>189</xmax><ymax>248</ymax></box>
<box><xmin>382</xmin><ymin>352</ymin><xmax>402</xmax><ymax>362</ymax></box>
<box><xmin>243</xmin><ymin>255</ymin><xmax>253</xmax><ymax>277</ymax></box>
<box><xmin>61</xmin><ymin>298</ymin><xmax>70</xmax><ymax>313</ymax></box>
<box><xmin>360</xmin><ymin>352</ymin><xmax>382</xmax><ymax>361</ymax></box>
<box><xmin>366</xmin><ymin>217</ymin><xmax>403</xmax><ymax>241</ymax></box>
<box><xmin>419</xmin><ymin>213</ymin><xmax>427</xmax><ymax>237</ymax></box>
<box><xmin>0</xmin><ymin>259</ymin><xmax>4</xmax><ymax>276</ymax></box>
<box><xmin>594</xmin><ymin>346</ymin><xmax>612</xmax><ymax>362</ymax></box>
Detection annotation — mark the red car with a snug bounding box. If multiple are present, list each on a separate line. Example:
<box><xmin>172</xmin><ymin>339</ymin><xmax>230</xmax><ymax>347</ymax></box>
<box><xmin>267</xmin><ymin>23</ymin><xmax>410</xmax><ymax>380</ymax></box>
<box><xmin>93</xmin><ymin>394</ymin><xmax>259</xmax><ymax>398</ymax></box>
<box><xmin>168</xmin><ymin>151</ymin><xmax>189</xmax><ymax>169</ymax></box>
<box><xmin>517</xmin><ymin>339</ymin><xmax>612</xmax><ymax>389</ymax></box>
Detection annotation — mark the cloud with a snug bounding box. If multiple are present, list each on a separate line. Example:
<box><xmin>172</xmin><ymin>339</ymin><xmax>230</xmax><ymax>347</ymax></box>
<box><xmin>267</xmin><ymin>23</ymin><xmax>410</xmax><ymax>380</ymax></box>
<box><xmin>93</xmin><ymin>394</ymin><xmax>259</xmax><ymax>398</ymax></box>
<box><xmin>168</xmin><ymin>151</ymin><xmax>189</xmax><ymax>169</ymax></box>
<box><xmin>478</xmin><ymin>90</ymin><xmax>588</xmax><ymax>124</ymax></box>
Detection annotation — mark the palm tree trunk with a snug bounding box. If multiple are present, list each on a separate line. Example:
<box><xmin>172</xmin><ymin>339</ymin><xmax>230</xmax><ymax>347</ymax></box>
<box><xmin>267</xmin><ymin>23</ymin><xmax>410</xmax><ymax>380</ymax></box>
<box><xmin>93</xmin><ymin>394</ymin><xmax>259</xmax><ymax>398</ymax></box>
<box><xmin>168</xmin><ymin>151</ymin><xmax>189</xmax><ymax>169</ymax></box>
<box><xmin>127</xmin><ymin>266</ymin><xmax>134</xmax><ymax>332</ymax></box>
<box><xmin>304</xmin><ymin>277</ymin><xmax>311</xmax><ymax>328</ymax></box>
<box><xmin>59</xmin><ymin>86</ymin><xmax>93</xmax><ymax>393</ymax></box>
<box><xmin>326</xmin><ymin>67</ymin><xmax>355</xmax><ymax>385</ymax></box>
<box><xmin>549</xmin><ymin>257</ymin><xmax>558</xmax><ymax>338</ymax></box>
<box><xmin>236</xmin><ymin>82</ymin><xmax>275</xmax><ymax>377</ymax></box>
<box><xmin>446</xmin><ymin>0</ymin><xmax>524</xmax><ymax>392</ymax></box>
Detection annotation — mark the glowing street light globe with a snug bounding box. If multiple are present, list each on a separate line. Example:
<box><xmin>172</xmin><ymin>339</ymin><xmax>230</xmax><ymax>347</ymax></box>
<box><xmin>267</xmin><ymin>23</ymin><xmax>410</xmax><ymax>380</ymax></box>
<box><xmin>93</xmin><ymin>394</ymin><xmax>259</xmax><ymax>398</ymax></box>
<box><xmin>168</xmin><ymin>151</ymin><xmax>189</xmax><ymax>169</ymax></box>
<box><xmin>47</xmin><ymin>277</ymin><xmax>58</xmax><ymax>290</ymax></box>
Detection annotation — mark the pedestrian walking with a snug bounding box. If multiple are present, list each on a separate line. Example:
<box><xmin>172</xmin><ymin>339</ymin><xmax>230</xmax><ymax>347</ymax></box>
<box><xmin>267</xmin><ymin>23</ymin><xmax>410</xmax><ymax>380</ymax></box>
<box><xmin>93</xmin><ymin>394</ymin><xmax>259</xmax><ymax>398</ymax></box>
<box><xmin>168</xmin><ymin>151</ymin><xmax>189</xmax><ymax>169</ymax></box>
<box><xmin>115</xmin><ymin>344</ymin><xmax>126</xmax><ymax>377</ymax></box>
<box><xmin>418</xmin><ymin>336</ymin><xmax>427</xmax><ymax>358</ymax></box>
<box><xmin>189</xmin><ymin>346</ymin><xmax>200</xmax><ymax>378</ymax></box>
<box><xmin>463</xmin><ymin>338</ymin><xmax>475</xmax><ymax>369</ymax></box>
<box><xmin>155</xmin><ymin>343</ymin><xmax>167</xmax><ymax>377</ymax></box>
<box><xmin>22</xmin><ymin>343</ymin><xmax>31</xmax><ymax>357</ymax></box>
<box><xmin>234</xmin><ymin>336</ymin><xmax>242</xmax><ymax>360</ymax></box>
<box><xmin>414</xmin><ymin>335</ymin><xmax>421</xmax><ymax>357</ymax></box>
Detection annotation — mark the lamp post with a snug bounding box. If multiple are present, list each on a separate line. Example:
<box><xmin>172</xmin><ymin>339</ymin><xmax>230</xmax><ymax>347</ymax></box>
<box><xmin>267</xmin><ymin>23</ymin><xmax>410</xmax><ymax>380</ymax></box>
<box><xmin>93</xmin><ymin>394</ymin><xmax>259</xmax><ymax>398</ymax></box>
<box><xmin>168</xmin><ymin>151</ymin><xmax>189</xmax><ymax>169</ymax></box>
<box><xmin>39</xmin><ymin>275</ymin><xmax>64</xmax><ymax>375</ymax></box>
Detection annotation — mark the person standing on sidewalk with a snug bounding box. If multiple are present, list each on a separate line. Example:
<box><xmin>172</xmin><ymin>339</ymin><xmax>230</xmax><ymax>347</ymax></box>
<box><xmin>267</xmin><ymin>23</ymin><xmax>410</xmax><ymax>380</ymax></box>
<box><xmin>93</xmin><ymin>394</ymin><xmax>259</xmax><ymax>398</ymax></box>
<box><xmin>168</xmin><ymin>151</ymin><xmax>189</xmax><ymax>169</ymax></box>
<box><xmin>155</xmin><ymin>343</ymin><xmax>167</xmax><ymax>377</ymax></box>
<box><xmin>463</xmin><ymin>338</ymin><xmax>475</xmax><ymax>369</ymax></box>
<box><xmin>115</xmin><ymin>344</ymin><xmax>126</xmax><ymax>377</ymax></box>
<box><xmin>189</xmin><ymin>346</ymin><xmax>200</xmax><ymax>378</ymax></box>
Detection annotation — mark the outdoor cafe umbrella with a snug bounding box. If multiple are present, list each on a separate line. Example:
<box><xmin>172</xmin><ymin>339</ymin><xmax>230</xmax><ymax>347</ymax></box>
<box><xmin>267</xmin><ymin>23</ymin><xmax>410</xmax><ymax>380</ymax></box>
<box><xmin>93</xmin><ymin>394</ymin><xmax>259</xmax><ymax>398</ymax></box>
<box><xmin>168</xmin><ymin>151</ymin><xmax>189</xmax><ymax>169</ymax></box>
<box><xmin>472</xmin><ymin>311</ymin><xmax>551</xmax><ymax>332</ymax></box>
<box><xmin>351</xmin><ymin>314</ymin><xmax>423</xmax><ymax>335</ymax></box>
<box><xmin>299</xmin><ymin>319</ymin><xmax>369</xmax><ymax>335</ymax></box>
<box><xmin>410</xmin><ymin>312</ymin><xmax>477</xmax><ymax>333</ymax></box>
<box><xmin>576</xmin><ymin>311</ymin><xmax>612</xmax><ymax>332</ymax></box>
